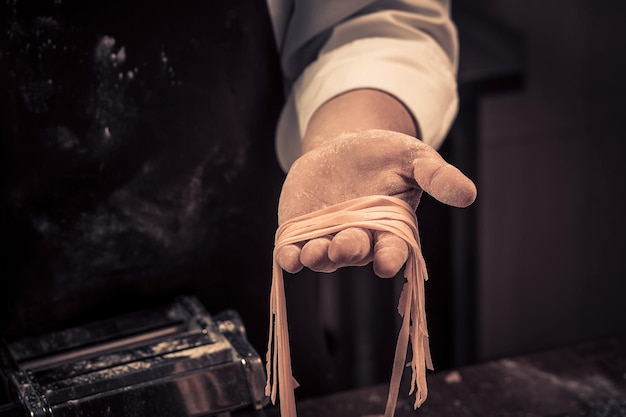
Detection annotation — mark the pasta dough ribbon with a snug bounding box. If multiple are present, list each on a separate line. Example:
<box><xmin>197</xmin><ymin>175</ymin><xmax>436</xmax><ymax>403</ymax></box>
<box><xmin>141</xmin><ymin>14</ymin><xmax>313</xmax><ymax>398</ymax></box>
<box><xmin>266</xmin><ymin>195</ymin><xmax>433</xmax><ymax>417</ymax></box>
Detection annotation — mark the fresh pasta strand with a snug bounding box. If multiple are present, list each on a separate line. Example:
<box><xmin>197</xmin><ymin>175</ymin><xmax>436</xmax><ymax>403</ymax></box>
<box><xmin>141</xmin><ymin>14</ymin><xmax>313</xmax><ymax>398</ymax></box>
<box><xmin>266</xmin><ymin>195</ymin><xmax>433</xmax><ymax>417</ymax></box>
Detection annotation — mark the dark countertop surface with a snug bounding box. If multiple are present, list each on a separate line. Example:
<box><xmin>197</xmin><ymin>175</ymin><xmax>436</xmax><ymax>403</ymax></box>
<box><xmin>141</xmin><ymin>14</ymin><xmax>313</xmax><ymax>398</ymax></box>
<box><xmin>236</xmin><ymin>335</ymin><xmax>626</xmax><ymax>417</ymax></box>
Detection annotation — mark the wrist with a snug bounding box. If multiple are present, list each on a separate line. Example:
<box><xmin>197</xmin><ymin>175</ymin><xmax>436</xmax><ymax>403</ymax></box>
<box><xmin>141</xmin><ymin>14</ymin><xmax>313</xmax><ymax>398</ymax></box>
<box><xmin>301</xmin><ymin>89</ymin><xmax>420</xmax><ymax>153</ymax></box>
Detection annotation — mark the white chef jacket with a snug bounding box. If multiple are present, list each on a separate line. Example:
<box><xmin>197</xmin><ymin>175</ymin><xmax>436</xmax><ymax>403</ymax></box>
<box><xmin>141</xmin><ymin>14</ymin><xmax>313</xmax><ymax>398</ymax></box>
<box><xmin>266</xmin><ymin>0</ymin><xmax>459</xmax><ymax>171</ymax></box>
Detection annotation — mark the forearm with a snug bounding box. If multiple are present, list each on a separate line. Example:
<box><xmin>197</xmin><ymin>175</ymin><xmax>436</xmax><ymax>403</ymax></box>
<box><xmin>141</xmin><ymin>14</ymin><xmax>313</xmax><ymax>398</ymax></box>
<box><xmin>301</xmin><ymin>89</ymin><xmax>420</xmax><ymax>153</ymax></box>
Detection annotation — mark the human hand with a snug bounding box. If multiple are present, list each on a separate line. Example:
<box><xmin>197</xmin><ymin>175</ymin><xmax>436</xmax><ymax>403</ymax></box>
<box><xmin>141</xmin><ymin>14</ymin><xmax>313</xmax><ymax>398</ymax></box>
<box><xmin>276</xmin><ymin>129</ymin><xmax>476</xmax><ymax>278</ymax></box>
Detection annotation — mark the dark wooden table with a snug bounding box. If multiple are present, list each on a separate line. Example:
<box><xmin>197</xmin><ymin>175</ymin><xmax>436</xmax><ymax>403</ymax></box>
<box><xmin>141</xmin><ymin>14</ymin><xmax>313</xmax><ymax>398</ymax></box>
<box><xmin>236</xmin><ymin>336</ymin><xmax>626</xmax><ymax>417</ymax></box>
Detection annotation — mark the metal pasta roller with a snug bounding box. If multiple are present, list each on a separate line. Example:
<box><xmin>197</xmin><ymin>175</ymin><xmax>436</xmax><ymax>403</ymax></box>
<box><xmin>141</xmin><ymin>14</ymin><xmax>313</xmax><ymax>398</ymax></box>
<box><xmin>0</xmin><ymin>296</ymin><xmax>268</xmax><ymax>417</ymax></box>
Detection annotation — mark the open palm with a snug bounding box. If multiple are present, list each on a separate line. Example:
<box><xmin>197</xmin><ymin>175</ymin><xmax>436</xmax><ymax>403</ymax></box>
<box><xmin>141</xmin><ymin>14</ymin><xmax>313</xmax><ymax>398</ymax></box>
<box><xmin>276</xmin><ymin>129</ymin><xmax>477</xmax><ymax>278</ymax></box>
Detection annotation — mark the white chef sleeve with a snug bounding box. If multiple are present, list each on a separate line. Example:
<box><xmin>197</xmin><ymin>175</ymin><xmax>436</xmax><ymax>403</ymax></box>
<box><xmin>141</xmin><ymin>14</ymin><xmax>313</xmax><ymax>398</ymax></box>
<box><xmin>275</xmin><ymin>0</ymin><xmax>459</xmax><ymax>172</ymax></box>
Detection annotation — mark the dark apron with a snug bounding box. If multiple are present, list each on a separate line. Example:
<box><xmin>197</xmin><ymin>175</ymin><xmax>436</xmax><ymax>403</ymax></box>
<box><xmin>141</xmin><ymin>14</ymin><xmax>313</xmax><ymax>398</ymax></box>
<box><xmin>0</xmin><ymin>0</ymin><xmax>286</xmax><ymax>359</ymax></box>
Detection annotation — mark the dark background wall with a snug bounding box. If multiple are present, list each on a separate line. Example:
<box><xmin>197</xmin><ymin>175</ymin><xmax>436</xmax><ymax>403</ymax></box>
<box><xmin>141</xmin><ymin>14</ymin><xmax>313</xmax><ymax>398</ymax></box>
<box><xmin>462</xmin><ymin>0</ymin><xmax>626</xmax><ymax>361</ymax></box>
<box><xmin>317</xmin><ymin>1</ymin><xmax>626</xmax><ymax>391</ymax></box>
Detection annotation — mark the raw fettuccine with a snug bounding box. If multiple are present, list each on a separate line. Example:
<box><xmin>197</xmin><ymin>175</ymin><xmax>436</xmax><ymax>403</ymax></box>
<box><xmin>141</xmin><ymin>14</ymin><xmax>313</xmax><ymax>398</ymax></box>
<box><xmin>266</xmin><ymin>195</ymin><xmax>433</xmax><ymax>417</ymax></box>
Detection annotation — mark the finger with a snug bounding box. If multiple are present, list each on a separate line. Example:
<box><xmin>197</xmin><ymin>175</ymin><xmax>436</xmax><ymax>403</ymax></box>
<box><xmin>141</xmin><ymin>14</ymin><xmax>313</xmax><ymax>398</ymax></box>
<box><xmin>328</xmin><ymin>227</ymin><xmax>373</xmax><ymax>267</ymax></box>
<box><xmin>373</xmin><ymin>231</ymin><xmax>409</xmax><ymax>278</ymax></box>
<box><xmin>300</xmin><ymin>236</ymin><xmax>338</xmax><ymax>273</ymax></box>
<box><xmin>412</xmin><ymin>153</ymin><xmax>477</xmax><ymax>208</ymax></box>
<box><xmin>276</xmin><ymin>243</ymin><xmax>304</xmax><ymax>274</ymax></box>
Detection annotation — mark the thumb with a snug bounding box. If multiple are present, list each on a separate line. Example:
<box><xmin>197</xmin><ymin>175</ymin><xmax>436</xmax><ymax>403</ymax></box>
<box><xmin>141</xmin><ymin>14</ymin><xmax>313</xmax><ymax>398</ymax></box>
<box><xmin>412</xmin><ymin>154</ymin><xmax>477</xmax><ymax>208</ymax></box>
